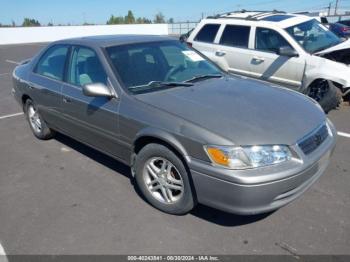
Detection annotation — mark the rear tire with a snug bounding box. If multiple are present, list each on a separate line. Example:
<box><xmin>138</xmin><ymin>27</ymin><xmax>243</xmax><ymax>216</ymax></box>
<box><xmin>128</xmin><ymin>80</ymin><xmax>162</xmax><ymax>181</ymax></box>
<box><xmin>25</xmin><ymin>99</ymin><xmax>55</xmax><ymax>140</ymax></box>
<box><xmin>308</xmin><ymin>80</ymin><xmax>342</xmax><ymax>113</ymax></box>
<box><xmin>134</xmin><ymin>143</ymin><xmax>195</xmax><ymax>215</ymax></box>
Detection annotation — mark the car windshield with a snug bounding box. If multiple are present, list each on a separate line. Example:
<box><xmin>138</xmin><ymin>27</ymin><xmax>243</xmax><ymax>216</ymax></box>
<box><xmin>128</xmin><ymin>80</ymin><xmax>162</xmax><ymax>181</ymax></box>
<box><xmin>106</xmin><ymin>40</ymin><xmax>222</xmax><ymax>93</ymax></box>
<box><xmin>285</xmin><ymin>19</ymin><xmax>342</xmax><ymax>53</ymax></box>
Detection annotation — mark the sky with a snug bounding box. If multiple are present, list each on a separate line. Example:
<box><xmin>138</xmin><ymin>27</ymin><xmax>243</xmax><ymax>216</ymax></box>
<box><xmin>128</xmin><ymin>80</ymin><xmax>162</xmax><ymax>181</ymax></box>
<box><xmin>0</xmin><ymin>0</ymin><xmax>347</xmax><ymax>25</ymax></box>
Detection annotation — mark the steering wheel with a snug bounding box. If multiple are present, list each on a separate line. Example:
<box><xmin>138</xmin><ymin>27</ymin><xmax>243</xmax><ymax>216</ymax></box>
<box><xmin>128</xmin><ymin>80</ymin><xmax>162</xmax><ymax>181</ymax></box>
<box><xmin>165</xmin><ymin>65</ymin><xmax>185</xmax><ymax>81</ymax></box>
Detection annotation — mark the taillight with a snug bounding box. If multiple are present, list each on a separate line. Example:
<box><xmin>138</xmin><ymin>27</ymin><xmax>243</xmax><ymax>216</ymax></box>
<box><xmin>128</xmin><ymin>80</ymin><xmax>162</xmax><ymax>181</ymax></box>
<box><xmin>341</xmin><ymin>27</ymin><xmax>350</xmax><ymax>32</ymax></box>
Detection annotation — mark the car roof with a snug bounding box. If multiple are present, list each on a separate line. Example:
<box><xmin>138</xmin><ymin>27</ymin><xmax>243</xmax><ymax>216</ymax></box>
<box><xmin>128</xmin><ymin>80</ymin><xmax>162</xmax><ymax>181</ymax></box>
<box><xmin>204</xmin><ymin>10</ymin><xmax>313</xmax><ymax>28</ymax></box>
<box><xmin>55</xmin><ymin>34</ymin><xmax>176</xmax><ymax>48</ymax></box>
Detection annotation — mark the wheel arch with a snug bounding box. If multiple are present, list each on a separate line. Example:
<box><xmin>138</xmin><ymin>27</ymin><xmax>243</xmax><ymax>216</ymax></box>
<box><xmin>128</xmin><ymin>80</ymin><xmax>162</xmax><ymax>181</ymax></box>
<box><xmin>21</xmin><ymin>94</ymin><xmax>32</xmax><ymax>112</ymax></box>
<box><xmin>132</xmin><ymin>128</ymin><xmax>189</xmax><ymax>163</ymax></box>
<box><xmin>304</xmin><ymin>71</ymin><xmax>349</xmax><ymax>93</ymax></box>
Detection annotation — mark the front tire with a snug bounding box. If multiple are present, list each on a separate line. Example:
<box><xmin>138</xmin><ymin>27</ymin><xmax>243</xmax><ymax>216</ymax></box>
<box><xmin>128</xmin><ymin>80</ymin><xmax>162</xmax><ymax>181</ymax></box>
<box><xmin>308</xmin><ymin>80</ymin><xmax>342</xmax><ymax>113</ymax></box>
<box><xmin>134</xmin><ymin>143</ymin><xmax>195</xmax><ymax>215</ymax></box>
<box><xmin>25</xmin><ymin>99</ymin><xmax>55</xmax><ymax>140</ymax></box>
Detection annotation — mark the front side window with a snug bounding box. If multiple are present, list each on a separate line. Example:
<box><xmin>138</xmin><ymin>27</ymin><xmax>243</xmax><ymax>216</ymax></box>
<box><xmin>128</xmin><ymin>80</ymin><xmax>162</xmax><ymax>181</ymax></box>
<box><xmin>285</xmin><ymin>19</ymin><xmax>341</xmax><ymax>53</ymax></box>
<box><xmin>255</xmin><ymin>28</ymin><xmax>292</xmax><ymax>53</ymax></box>
<box><xmin>194</xmin><ymin>24</ymin><xmax>220</xmax><ymax>43</ymax></box>
<box><xmin>106</xmin><ymin>41</ymin><xmax>222</xmax><ymax>93</ymax></box>
<box><xmin>220</xmin><ymin>25</ymin><xmax>250</xmax><ymax>48</ymax></box>
<box><xmin>68</xmin><ymin>46</ymin><xmax>107</xmax><ymax>86</ymax></box>
<box><xmin>35</xmin><ymin>45</ymin><xmax>68</xmax><ymax>81</ymax></box>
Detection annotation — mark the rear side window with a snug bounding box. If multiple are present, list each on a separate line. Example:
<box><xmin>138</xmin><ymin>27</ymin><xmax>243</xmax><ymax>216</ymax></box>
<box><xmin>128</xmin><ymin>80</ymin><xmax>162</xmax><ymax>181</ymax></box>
<box><xmin>194</xmin><ymin>24</ymin><xmax>220</xmax><ymax>43</ymax></box>
<box><xmin>255</xmin><ymin>28</ymin><xmax>292</xmax><ymax>53</ymax></box>
<box><xmin>35</xmin><ymin>45</ymin><xmax>69</xmax><ymax>81</ymax></box>
<box><xmin>219</xmin><ymin>25</ymin><xmax>250</xmax><ymax>48</ymax></box>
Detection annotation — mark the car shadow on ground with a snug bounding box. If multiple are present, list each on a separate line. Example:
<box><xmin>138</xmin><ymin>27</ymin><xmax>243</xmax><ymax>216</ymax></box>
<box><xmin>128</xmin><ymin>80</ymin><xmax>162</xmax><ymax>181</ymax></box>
<box><xmin>190</xmin><ymin>204</ymin><xmax>273</xmax><ymax>226</ymax></box>
<box><xmin>55</xmin><ymin>133</ymin><xmax>273</xmax><ymax>227</ymax></box>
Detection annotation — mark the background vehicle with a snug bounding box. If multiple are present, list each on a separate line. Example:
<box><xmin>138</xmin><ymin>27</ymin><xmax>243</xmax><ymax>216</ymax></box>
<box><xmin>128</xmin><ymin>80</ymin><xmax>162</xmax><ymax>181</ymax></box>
<box><xmin>338</xmin><ymin>19</ymin><xmax>350</xmax><ymax>27</ymax></box>
<box><xmin>12</xmin><ymin>35</ymin><xmax>336</xmax><ymax>216</ymax></box>
<box><xmin>187</xmin><ymin>10</ymin><xmax>350</xmax><ymax>112</ymax></box>
<box><xmin>327</xmin><ymin>23</ymin><xmax>350</xmax><ymax>38</ymax></box>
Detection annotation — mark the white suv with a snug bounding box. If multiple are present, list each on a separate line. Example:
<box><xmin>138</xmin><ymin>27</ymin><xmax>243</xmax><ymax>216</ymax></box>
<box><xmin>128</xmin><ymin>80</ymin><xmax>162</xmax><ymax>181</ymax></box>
<box><xmin>187</xmin><ymin>11</ymin><xmax>350</xmax><ymax>111</ymax></box>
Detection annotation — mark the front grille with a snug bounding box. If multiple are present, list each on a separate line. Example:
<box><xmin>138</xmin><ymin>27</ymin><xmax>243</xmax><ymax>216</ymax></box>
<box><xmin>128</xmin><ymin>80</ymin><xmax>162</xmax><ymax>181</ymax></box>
<box><xmin>298</xmin><ymin>124</ymin><xmax>328</xmax><ymax>155</ymax></box>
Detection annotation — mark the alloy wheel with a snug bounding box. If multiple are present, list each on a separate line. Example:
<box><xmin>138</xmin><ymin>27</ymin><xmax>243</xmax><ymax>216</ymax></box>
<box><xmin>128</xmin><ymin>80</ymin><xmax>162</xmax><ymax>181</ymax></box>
<box><xmin>143</xmin><ymin>157</ymin><xmax>184</xmax><ymax>204</ymax></box>
<box><xmin>28</xmin><ymin>105</ymin><xmax>42</xmax><ymax>134</ymax></box>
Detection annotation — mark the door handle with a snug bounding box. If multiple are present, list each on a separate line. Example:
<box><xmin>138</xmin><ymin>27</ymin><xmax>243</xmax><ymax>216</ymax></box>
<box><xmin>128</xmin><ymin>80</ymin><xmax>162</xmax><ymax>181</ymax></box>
<box><xmin>63</xmin><ymin>97</ymin><xmax>71</xmax><ymax>103</ymax></box>
<box><xmin>215</xmin><ymin>50</ymin><xmax>226</xmax><ymax>57</ymax></box>
<box><xmin>252</xmin><ymin>56</ymin><xmax>265</xmax><ymax>62</ymax></box>
<box><xmin>27</xmin><ymin>81</ymin><xmax>38</xmax><ymax>89</ymax></box>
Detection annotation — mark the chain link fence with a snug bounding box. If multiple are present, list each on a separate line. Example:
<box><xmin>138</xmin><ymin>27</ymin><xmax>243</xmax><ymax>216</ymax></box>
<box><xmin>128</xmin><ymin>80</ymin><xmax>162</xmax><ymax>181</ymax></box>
<box><xmin>168</xmin><ymin>22</ymin><xmax>199</xmax><ymax>36</ymax></box>
<box><xmin>326</xmin><ymin>14</ymin><xmax>350</xmax><ymax>22</ymax></box>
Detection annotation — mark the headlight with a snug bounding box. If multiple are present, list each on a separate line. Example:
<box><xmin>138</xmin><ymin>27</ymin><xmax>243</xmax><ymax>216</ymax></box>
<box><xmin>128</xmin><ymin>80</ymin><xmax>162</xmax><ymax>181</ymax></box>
<box><xmin>204</xmin><ymin>145</ymin><xmax>292</xmax><ymax>169</ymax></box>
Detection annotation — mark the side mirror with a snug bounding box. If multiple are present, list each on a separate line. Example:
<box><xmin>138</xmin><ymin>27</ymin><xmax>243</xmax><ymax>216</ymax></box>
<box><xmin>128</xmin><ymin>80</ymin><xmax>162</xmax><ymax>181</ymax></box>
<box><xmin>82</xmin><ymin>83</ymin><xmax>114</xmax><ymax>98</ymax></box>
<box><xmin>179</xmin><ymin>35</ymin><xmax>187</xmax><ymax>42</ymax></box>
<box><xmin>278</xmin><ymin>46</ymin><xmax>299</xmax><ymax>57</ymax></box>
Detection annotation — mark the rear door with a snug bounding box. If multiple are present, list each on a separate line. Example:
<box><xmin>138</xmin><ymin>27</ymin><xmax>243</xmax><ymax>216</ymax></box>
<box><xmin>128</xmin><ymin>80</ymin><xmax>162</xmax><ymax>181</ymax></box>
<box><xmin>249</xmin><ymin>27</ymin><xmax>305</xmax><ymax>88</ymax></box>
<box><xmin>214</xmin><ymin>24</ymin><xmax>253</xmax><ymax>76</ymax></box>
<box><xmin>60</xmin><ymin>45</ymin><xmax>121</xmax><ymax>157</ymax></box>
<box><xmin>191</xmin><ymin>23</ymin><xmax>221</xmax><ymax>62</ymax></box>
<box><xmin>28</xmin><ymin>44</ymin><xmax>69</xmax><ymax>126</ymax></box>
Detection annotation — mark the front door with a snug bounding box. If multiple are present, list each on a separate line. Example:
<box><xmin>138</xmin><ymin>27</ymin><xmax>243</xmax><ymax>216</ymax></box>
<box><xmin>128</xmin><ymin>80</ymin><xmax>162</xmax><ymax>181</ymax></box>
<box><xmin>60</xmin><ymin>46</ymin><xmax>121</xmax><ymax>157</ymax></box>
<box><xmin>250</xmin><ymin>27</ymin><xmax>305</xmax><ymax>89</ymax></box>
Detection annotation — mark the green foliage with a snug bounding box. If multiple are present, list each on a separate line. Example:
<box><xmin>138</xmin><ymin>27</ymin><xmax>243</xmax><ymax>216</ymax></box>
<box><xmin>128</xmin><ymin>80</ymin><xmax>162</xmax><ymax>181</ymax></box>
<box><xmin>107</xmin><ymin>15</ymin><xmax>125</xmax><ymax>24</ymax></box>
<box><xmin>107</xmin><ymin>11</ymin><xmax>168</xmax><ymax>25</ymax></box>
<box><xmin>154</xmin><ymin>12</ymin><xmax>165</xmax><ymax>24</ymax></box>
<box><xmin>22</xmin><ymin>18</ymin><xmax>41</xmax><ymax>27</ymax></box>
<box><xmin>124</xmin><ymin>10</ymin><xmax>135</xmax><ymax>24</ymax></box>
<box><xmin>168</xmin><ymin>18</ymin><xmax>174</xmax><ymax>24</ymax></box>
<box><xmin>136</xmin><ymin>17</ymin><xmax>152</xmax><ymax>24</ymax></box>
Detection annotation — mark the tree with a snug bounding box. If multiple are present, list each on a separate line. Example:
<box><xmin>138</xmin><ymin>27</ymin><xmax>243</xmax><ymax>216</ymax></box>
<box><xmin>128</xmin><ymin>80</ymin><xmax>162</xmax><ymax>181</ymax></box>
<box><xmin>136</xmin><ymin>17</ymin><xmax>152</xmax><ymax>24</ymax></box>
<box><xmin>107</xmin><ymin>14</ymin><xmax>125</xmax><ymax>24</ymax></box>
<box><xmin>107</xmin><ymin>15</ymin><xmax>116</xmax><ymax>24</ymax></box>
<box><xmin>167</xmin><ymin>18</ymin><xmax>174</xmax><ymax>24</ymax></box>
<box><xmin>106</xmin><ymin>11</ymin><xmax>155</xmax><ymax>25</ymax></box>
<box><xmin>154</xmin><ymin>12</ymin><xmax>165</xmax><ymax>24</ymax></box>
<box><xmin>47</xmin><ymin>22</ymin><xmax>53</xmax><ymax>26</ymax></box>
<box><xmin>124</xmin><ymin>10</ymin><xmax>135</xmax><ymax>24</ymax></box>
<box><xmin>22</xmin><ymin>18</ymin><xmax>40</xmax><ymax>27</ymax></box>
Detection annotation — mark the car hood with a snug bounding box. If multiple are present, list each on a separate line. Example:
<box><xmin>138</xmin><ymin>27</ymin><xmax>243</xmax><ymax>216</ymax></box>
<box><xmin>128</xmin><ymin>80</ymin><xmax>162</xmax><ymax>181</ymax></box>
<box><xmin>135</xmin><ymin>77</ymin><xmax>326</xmax><ymax>146</ymax></box>
<box><xmin>315</xmin><ymin>39</ymin><xmax>350</xmax><ymax>55</ymax></box>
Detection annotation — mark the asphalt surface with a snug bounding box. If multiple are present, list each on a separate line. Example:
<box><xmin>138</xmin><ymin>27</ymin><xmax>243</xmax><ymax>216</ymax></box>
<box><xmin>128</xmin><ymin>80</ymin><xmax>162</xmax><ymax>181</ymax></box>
<box><xmin>0</xmin><ymin>43</ymin><xmax>349</xmax><ymax>255</ymax></box>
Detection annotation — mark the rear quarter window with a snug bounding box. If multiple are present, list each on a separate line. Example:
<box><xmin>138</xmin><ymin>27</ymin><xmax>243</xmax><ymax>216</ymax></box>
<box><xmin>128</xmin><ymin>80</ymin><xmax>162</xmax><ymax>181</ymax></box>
<box><xmin>219</xmin><ymin>25</ymin><xmax>251</xmax><ymax>48</ymax></box>
<box><xmin>194</xmin><ymin>24</ymin><xmax>220</xmax><ymax>43</ymax></box>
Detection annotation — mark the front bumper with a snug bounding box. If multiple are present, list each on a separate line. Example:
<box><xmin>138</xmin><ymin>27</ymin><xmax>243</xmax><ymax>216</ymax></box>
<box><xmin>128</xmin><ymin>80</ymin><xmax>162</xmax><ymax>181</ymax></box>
<box><xmin>188</xmin><ymin>122</ymin><xmax>337</xmax><ymax>215</ymax></box>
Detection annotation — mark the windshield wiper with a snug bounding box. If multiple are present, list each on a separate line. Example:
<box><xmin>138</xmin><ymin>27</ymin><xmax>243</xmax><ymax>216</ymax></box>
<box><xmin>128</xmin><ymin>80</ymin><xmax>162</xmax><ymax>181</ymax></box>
<box><xmin>185</xmin><ymin>74</ymin><xmax>222</xmax><ymax>83</ymax></box>
<box><xmin>129</xmin><ymin>81</ymin><xmax>193</xmax><ymax>92</ymax></box>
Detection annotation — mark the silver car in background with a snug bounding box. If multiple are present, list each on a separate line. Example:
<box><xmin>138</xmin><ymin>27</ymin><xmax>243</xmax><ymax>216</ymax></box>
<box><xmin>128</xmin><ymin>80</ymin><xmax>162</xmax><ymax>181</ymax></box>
<box><xmin>12</xmin><ymin>35</ymin><xmax>336</xmax><ymax>215</ymax></box>
<box><xmin>187</xmin><ymin>11</ymin><xmax>350</xmax><ymax>112</ymax></box>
